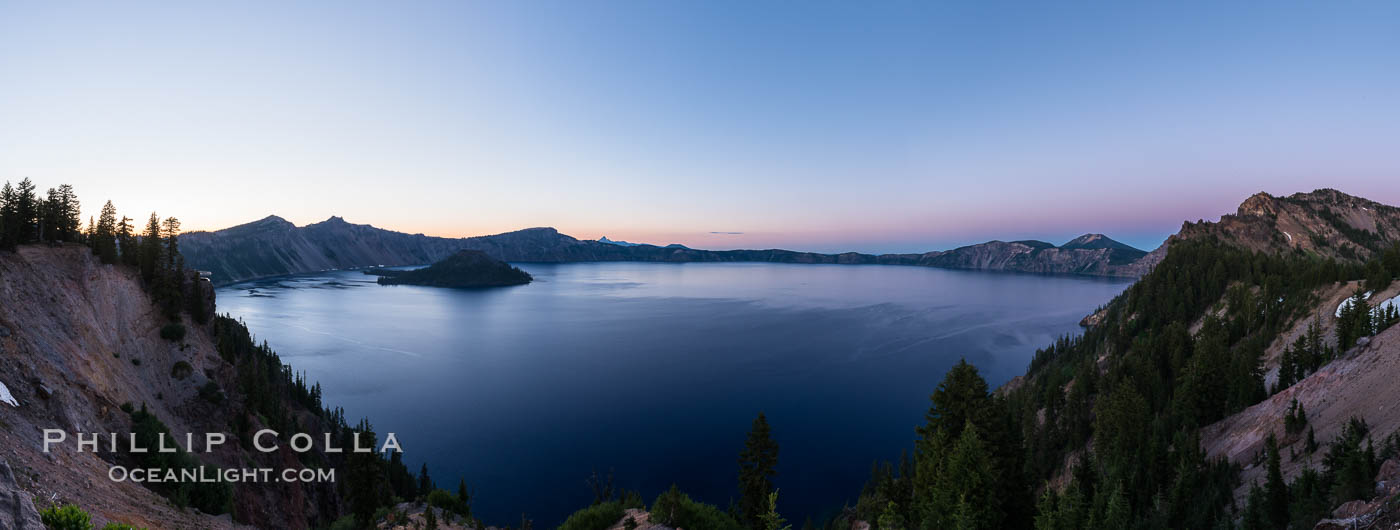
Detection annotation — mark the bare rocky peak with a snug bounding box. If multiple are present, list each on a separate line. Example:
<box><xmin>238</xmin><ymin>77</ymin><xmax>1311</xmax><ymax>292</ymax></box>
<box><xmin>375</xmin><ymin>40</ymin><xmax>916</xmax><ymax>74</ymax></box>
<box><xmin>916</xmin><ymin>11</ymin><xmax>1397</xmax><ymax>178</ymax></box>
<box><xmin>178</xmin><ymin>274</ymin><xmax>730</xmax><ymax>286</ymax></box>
<box><xmin>1174</xmin><ymin>188</ymin><xmax>1400</xmax><ymax>262</ymax></box>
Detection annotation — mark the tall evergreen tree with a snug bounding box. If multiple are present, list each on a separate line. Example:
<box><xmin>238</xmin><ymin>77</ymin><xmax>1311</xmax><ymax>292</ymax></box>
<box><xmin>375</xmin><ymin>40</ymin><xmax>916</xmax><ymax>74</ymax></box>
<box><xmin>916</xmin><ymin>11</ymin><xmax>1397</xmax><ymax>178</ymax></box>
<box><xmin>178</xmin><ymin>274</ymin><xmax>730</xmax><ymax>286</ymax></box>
<box><xmin>40</xmin><ymin>187</ymin><xmax>60</xmax><ymax>242</ymax></box>
<box><xmin>738</xmin><ymin>412</ymin><xmax>779</xmax><ymax>530</ymax></box>
<box><xmin>345</xmin><ymin>420</ymin><xmax>384</xmax><ymax>529</ymax></box>
<box><xmin>140</xmin><ymin>212</ymin><xmax>162</xmax><ymax>283</ymax></box>
<box><xmin>457</xmin><ymin>478</ymin><xmax>472</xmax><ymax>519</ymax></box>
<box><xmin>0</xmin><ymin>181</ymin><xmax>11</xmax><ymax>248</ymax></box>
<box><xmin>117</xmin><ymin>216</ymin><xmax>138</xmax><ymax>266</ymax></box>
<box><xmin>56</xmin><ymin>184</ymin><xmax>80</xmax><ymax>241</ymax></box>
<box><xmin>1263</xmin><ymin>435</ymin><xmax>1289</xmax><ymax>529</ymax></box>
<box><xmin>419</xmin><ymin>463</ymin><xmax>434</xmax><ymax>495</ymax></box>
<box><xmin>95</xmin><ymin>200</ymin><xmax>119</xmax><ymax>263</ymax></box>
<box><xmin>13</xmin><ymin>177</ymin><xmax>38</xmax><ymax>244</ymax></box>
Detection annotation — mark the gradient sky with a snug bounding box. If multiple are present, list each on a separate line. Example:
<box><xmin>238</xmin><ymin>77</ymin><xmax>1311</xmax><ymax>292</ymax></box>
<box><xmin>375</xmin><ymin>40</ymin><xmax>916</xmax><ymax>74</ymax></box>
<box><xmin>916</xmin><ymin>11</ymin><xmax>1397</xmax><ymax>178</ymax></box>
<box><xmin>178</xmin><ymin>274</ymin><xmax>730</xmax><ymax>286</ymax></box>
<box><xmin>2</xmin><ymin>2</ymin><xmax>1398</xmax><ymax>253</ymax></box>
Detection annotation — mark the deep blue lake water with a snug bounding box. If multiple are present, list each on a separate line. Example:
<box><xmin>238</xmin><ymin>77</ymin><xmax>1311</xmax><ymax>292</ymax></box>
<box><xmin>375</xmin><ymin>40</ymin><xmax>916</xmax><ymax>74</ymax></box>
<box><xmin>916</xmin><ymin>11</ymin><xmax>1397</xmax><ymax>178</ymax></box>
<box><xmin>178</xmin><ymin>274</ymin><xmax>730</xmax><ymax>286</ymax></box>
<box><xmin>215</xmin><ymin>262</ymin><xmax>1130</xmax><ymax>525</ymax></box>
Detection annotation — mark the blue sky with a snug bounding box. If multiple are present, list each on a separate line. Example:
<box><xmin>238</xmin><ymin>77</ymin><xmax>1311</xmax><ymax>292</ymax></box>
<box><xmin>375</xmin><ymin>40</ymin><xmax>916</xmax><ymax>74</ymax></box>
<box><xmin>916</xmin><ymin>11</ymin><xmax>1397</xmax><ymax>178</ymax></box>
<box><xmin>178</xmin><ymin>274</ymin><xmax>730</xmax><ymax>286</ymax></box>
<box><xmin>2</xmin><ymin>1</ymin><xmax>1398</xmax><ymax>253</ymax></box>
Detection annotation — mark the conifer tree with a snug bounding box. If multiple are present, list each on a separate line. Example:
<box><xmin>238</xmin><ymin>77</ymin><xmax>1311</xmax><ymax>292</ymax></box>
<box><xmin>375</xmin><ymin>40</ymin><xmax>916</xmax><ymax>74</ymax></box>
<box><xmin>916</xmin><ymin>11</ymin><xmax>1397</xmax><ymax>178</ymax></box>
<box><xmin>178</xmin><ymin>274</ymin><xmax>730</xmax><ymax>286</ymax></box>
<box><xmin>929</xmin><ymin>421</ymin><xmax>998</xmax><ymax>530</ymax></box>
<box><xmin>1264</xmin><ymin>435</ymin><xmax>1288</xmax><ymax>529</ymax></box>
<box><xmin>57</xmin><ymin>184</ymin><xmax>80</xmax><ymax>241</ymax></box>
<box><xmin>140</xmin><ymin>213</ymin><xmax>162</xmax><ymax>283</ymax></box>
<box><xmin>0</xmin><ymin>181</ymin><xmax>13</xmax><ymax>248</ymax></box>
<box><xmin>419</xmin><ymin>463</ymin><xmax>434</xmax><ymax>496</ymax></box>
<box><xmin>738</xmin><ymin>412</ymin><xmax>779</xmax><ymax>530</ymax></box>
<box><xmin>877</xmin><ymin>500</ymin><xmax>905</xmax><ymax>530</ymax></box>
<box><xmin>95</xmin><ymin>200</ymin><xmax>119</xmax><ymax>263</ymax></box>
<box><xmin>1102</xmin><ymin>484</ymin><xmax>1131</xmax><ymax>530</ymax></box>
<box><xmin>345</xmin><ymin>420</ymin><xmax>384</xmax><ymax>529</ymax></box>
<box><xmin>41</xmin><ymin>187</ymin><xmax>60</xmax><ymax>242</ymax></box>
<box><xmin>457</xmin><ymin>478</ymin><xmax>472</xmax><ymax>518</ymax></box>
<box><xmin>760</xmin><ymin>490</ymin><xmax>792</xmax><ymax>530</ymax></box>
<box><xmin>188</xmin><ymin>269</ymin><xmax>209</xmax><ymax>324</ymax></box>
<box><xmin>13</xmin><ymin>177</ymin><xmax>38</xmax><ymax>244</ymax></box>
<box><xmin>117</xmin><ymin>216</ymin><xmax>138</xmax><ymax>266</ymax></box>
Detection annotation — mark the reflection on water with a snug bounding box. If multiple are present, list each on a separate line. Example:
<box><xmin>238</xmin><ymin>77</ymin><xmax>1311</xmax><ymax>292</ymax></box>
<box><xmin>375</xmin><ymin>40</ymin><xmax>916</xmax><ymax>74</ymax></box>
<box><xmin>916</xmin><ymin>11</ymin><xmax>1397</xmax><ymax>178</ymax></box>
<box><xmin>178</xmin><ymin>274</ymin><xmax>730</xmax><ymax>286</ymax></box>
<box><xmin>217</xmin><ymin>262</ymin><xmax>1130</xmax><ymax>524</ymax></box>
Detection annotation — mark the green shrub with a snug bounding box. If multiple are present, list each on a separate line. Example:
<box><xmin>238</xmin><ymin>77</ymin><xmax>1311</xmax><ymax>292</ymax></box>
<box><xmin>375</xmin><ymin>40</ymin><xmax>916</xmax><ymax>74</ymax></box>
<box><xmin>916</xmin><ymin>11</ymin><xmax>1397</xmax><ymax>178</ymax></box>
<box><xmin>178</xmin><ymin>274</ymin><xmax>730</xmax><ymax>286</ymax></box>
<box><xmin>159</xmin><ymin>323</ymin><xmax>186</xmax><ymax>341</ymax></box>
<box><xmin>170</xmin><ymin>361</ymin><xmax>193</xmax><ymax>379</ymax></box>
<box><xmin>371</xmin><ymin>506</ymin><xmax>390</xmax><ymax>524</ymax></box>
<box><xmin>426</xmin><ymin>488</ymin><xmax>468</xmax><ymax>516</ymax></box>
<box><xmin>650</xmin><ymin>485</ymin><xmax>744</xmax><ymax>530</ymax></box>
<box><xmin>328</xmin><ymin>514</ymin><xmax>358</xmax><ymax>530</ymax></box>
<box><xmin>120</xmin><ymin>402</ymin><xmax>134</xmax><ymax>414</ymax></box>
<box><xmin>39</xmin><ymin>503</ymin><xmax>92</xmax><ymax>530</ymax></box>
<box><xmin>558</xmin><ymin>501</ymin><xmax>625</xmax><ymax>530</ymax></box>
<box><xmin>130</xmin><ymin>358</ymin><xmax>141</xmax><ymax>366</ymax></box>
<box><xmin>102</xmin><ymin>523</ymin><xmax>147</xmax><ymax>530</ymax></box>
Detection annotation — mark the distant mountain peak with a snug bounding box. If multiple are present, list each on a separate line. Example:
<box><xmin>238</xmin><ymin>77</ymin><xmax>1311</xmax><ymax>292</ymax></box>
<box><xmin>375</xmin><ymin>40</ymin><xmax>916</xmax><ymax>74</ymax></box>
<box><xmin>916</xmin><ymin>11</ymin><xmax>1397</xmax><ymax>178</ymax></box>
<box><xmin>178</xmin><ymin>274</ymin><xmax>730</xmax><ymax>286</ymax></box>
<box><xmin>598</xmin><ymin>236</ymin><xmax>641</xmax><ymax>247</ymax></box>
<box><xmin>1061</xmin><ymin>234</ymin><xmax>1142</xmax><ymax>253</ymax></box>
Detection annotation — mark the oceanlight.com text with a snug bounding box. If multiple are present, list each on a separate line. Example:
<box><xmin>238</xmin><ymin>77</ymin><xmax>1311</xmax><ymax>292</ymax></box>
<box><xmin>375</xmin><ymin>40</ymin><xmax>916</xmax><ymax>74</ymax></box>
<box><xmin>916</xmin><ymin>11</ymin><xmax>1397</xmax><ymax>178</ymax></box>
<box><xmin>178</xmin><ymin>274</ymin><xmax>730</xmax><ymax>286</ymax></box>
<box><xmin>108</xmin><ymin>466</ymin><xmax>336</xmax><ymax>484</ymax></box>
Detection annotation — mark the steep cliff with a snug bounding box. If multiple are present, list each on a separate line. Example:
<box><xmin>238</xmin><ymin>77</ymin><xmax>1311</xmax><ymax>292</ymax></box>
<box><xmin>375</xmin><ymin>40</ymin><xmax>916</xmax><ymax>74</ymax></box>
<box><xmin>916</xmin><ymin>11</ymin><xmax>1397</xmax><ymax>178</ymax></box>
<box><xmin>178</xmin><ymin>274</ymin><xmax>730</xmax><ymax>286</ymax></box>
<box><xmin>912</xmin><ymin>235</ymin><xmax>1146</xmax><ymax>276</ymax></box>
<box><xmin>0</xmin><ymin>245</ymin><xmax>345</xmax><ymax>529</ymax></box>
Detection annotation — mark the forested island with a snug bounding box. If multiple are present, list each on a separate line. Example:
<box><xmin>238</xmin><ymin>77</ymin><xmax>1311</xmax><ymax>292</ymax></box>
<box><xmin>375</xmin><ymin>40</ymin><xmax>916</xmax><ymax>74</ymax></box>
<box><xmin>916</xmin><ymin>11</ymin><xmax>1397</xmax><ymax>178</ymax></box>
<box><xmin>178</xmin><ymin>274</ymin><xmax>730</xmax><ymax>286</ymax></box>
<box><xmin>367</xmin><ymin>249</ymin><xmax>533</xmax><ymax>288</ymax></box>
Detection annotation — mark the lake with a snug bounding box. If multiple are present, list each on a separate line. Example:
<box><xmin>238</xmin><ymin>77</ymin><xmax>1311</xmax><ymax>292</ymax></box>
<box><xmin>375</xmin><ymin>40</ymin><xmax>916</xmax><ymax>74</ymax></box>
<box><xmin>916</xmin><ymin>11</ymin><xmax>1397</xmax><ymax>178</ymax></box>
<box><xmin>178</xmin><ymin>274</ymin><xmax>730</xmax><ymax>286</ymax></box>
<box><xmin>215</xmin><ymin>262</ymin><xmax>1131</xmax><ymax>525</ymax></box>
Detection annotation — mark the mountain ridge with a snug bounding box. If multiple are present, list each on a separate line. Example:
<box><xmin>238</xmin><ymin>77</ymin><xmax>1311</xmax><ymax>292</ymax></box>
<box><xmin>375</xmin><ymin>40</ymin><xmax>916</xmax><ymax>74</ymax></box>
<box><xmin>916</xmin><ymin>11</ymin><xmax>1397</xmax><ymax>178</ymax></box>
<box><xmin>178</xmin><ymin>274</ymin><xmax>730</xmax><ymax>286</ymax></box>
<box><xmin>182</xmin><ymin>217</ymin><xmax>1151</xmax><ymax>285</ymax></box>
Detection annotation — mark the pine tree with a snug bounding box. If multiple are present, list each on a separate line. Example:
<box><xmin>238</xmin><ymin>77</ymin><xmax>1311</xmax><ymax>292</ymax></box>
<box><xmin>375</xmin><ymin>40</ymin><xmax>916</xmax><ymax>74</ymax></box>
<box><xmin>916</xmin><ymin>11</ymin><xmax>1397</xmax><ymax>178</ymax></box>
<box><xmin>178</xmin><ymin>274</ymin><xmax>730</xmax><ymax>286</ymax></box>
<box><xmin>877</xmin><ymin>500</ymin><xmax>905</xmax><ymax>530</ymax></box>
<box><xmin>345</xmin><ymin>420</ymin><xmax>384</xmax><ymax>528</ymax></box>
<box><xmin>56</xmin><ymin>184</ymin><xmax>80</xmax><ymax>241</ymax></box>
<box><xmin>0</xmin><ymin>181</ymin><xmax>12</xmax><ymax>248</ymax></box>
<box><xmin>457</xmin><ymin>478</ymin><xmax>472</xmax><ymax>518</ymax></box>
<box><xmin>1337</xmin><ymin>289</ymin><xmax>1373</xmax><ymax>350</ymax></box>
<box><xmin>188</xmin><ymin>269</ymin><xmax>209</xmax><ymax>324</ymax></box>
<box><xmin>140</xmin><ymin>213</ymin><xmax>162</xmax><ymax>283</ymax></box>
<box><xmin>13</xmin><ymin>177</ymin><xmax>38</xmax><ymax>244</ymax></box>
<box><xmin>95</xmin><ymin>200</ymin><xmax>118</xmax><ymax>263</ymax></box>
<box><xmin>162</xmin><ymin>217</ymin><xmax>180</xmax><ymax>265</ymax></box>
<box><xmin>419</xmin><ymin>463</ymin><xmax>434</xmax><ymax>496</ymax></box>
<box><xmin>760</xmin><ymin>490</ymin><xmax>792</xmax><ymax>530</ymax></box>
<box><xmin>1102</xmin><ymin>483</ymin><xmax>1131</xmax><ymax>530</ymax></box>
<box><xmin>40</xmin><ymin>187</ymin><xmax>60</xmax><ymax>242</ymax></box>
<box><xmin>117</xmin><ymin>216</ymin><xmax>138</xmax><ymax>266</ymax></box>
<box><xmin>738</xmin><ymin>412</ymin><xmax>779</xmax><ymax>530</ymax></box>
<box><xmin>424</xmin><ymin>506</ymin><xmax>438</xmax><ymax>530</ymax></box>
<box><xmin>919</xmin><ymin>359</ymin><xmax>990</xmax><ymax>441</ymax></box>
<box><xmin>1264</xmin><ymin>435</ymin><xmax>1289</xmax><ymax>528</ymax></box>
<box><xmin>930</xmin><ymin>421</ymin><xmax>998</xmax><ymax>530</ymax></box>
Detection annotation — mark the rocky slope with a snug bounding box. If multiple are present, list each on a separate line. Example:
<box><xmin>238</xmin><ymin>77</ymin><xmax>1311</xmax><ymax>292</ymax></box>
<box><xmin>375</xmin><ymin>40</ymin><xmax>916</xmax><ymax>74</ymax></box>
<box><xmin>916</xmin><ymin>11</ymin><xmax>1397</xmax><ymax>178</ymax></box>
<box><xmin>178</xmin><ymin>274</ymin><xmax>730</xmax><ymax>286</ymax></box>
<box><xmin>182</xmin><ymin>215</ymin><xmax>1152</xmax><ymax>285</ymax></box>
<box><xmin>1174</xmin><ymin>188</ymin><xmax>1400</xmax><ymax>262</ymax></box>
<box><xmin>0</xmin><ymin>244</ymin><xmax>344</xmax><ymax>529</ymax></box>
<box><xmin>914</xmin><ymin>235</ymin><xmax>1146</xmax><ymax>276</ymax></box>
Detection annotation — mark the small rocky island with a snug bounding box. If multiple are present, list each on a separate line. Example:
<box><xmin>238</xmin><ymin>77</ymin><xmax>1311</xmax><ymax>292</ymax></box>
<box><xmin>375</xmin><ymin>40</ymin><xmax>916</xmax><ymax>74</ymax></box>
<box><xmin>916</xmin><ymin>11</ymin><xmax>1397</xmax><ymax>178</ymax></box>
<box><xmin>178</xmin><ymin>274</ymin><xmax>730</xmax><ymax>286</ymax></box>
<box><xmin>367</xmin><ymin>250</ymin><xmax>533</xmax><ymax>288</ymax></box>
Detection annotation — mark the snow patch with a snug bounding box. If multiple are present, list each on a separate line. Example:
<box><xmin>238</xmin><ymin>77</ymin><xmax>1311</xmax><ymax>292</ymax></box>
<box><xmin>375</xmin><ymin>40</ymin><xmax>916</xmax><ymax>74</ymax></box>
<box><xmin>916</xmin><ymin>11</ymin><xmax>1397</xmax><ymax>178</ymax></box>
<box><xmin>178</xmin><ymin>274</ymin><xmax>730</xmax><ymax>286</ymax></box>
<box><xmin>0</xmin><ymin>381</ymin><xmax>17</xmax><ymax>407</ymax></box>
<box><xmin>1379</xmin><ymin>295</ymin><xmax>1400</xmax><ymax>313</ymax></box>
<box><xmin>1336</xmin><ymin>291</ymin><xmax>1375</xmax><ymax>318</ymax></box>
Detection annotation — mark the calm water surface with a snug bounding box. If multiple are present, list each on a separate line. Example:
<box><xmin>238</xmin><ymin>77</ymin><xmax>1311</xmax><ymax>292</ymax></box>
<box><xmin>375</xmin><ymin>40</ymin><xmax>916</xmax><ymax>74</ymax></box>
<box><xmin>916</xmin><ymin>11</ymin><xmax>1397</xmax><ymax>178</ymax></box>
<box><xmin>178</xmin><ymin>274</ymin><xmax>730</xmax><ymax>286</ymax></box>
<box><xmin>216</xmin><ymin>262</ymin><xmax>1130</xmax><ymax>525</ymax></box>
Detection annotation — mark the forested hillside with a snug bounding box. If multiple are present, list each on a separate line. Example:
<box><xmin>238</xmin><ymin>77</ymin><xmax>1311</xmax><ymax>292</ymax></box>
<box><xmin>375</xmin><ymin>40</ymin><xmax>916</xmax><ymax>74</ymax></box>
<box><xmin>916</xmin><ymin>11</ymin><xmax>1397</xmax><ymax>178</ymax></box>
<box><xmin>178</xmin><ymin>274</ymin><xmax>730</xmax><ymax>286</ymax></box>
<box><xmin>838</xmin><ymin>189</ymin><xmax>1400</xmax><ymax>530</ymax></box>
